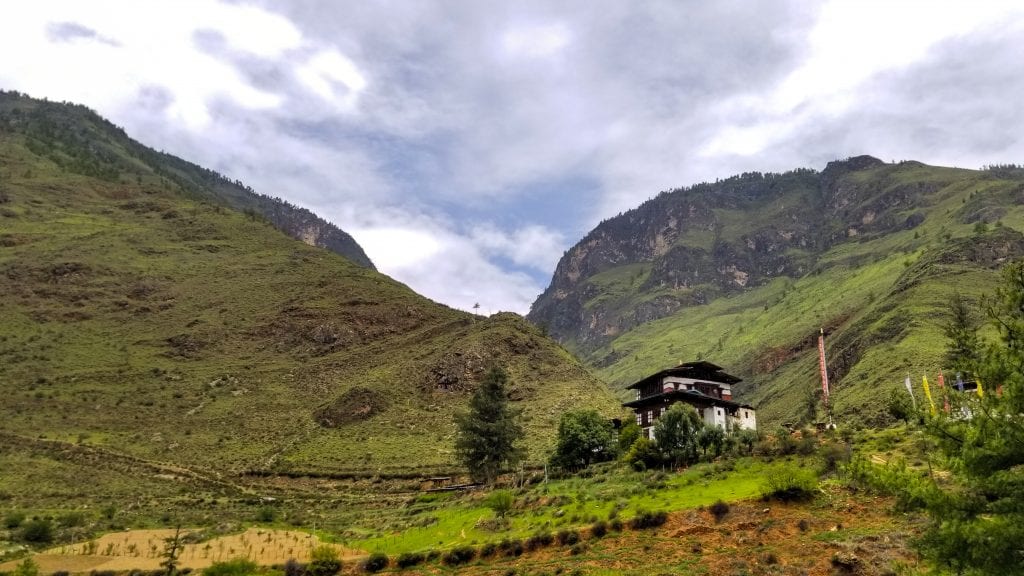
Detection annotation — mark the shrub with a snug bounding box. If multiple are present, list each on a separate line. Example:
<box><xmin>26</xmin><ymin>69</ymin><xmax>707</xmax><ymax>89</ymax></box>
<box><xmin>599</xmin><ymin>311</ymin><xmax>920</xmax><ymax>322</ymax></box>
<box><xmin>479</xmin><ymin>542</ymin><xmax>497</xmax><ymax>557</ymax></box>
<box><xmin>3</xmin><ymin>512</ymin><xmax>25</xmax><ymax>529</ymax></box>
<box><xmin>362</xmin><ymin>552</ymin><xmax>388</xmax><ymax>573</ymax></box>
<box><xmin>797</xmin><ymin>519</ymin><xmax>810</xmax><ymax>532</ymax></box>
<box><xmin>307</xmin><ymin>546</ymin><xmax>342</xmax><ymax>576</ymax></box>
<box><xmin>13</xmin><ymin>558</ymin><xmax>39</xmax><ymax>576</ymax></box>
<box><xmin>556</xmin><ymin>529</ymin><xmax>579</xmax><ymax>546</ymax></box>
<box><xmin>818</xmin><ymin>441</ymin><xmax>851</xmax><ymax>474</ymax></box>
<box><xmin>796</xmin><ymin>431</ymin><xmax>817</xmax><ymax>455</ymax></box>
<box><xmin>502</xmin><ymin>539</ymin><xmax>524</xmax><ymax>557</ymax></box>
<box><xmin>395</xmin><ymin>552</ymin><xmax>425</xmax><ymax>568</ymax></box>
<box><xmin>590</xmin><ymin>520</ymin><xmax>608</xmax><ymax>538</ymax></box>
<box><xmin>609</xmin><ymin>518</ymin><xmax>623</xmax><ymax>532</ymax></box>
<box><xmin>486</xmin><ymin>489</ymin><xmax>515</xmax><ymax>518</ymax></box>
<box><xmin>624</xmin><ymin>437</ymin><xmax>661</xmax><ymax>471</ymax></box>
<box><xmin>203</xmin><ymin>559</ymin><xmax>258</xmax><ymax>576</ymax></box>
<box><xmin>525</xmin><ymin>532</ymin><xmax>549</xmax><ymax>551</ymax></box>
<box><xmin>255</xmin><ymin>506</ymin><xmax>276</xmax><ymax>523</ymax></box>
<box><xmin>763</xmin><ymin>467</ymin><xmax>818</xmax><ymax>502</ymax></box>
<box><xmin>283</xmin><ymin>559</ymin><xmax>305</xmax><ymax>576</ymax></box>
<box><xmin>569</xmin><ymin>542</ymin><xmax>587</xmax><ymax>555</ymax></box>
<box><xmin>58</xmin><ymin>512</ymin><xmax>86</xmax><ymax>527</ymax></box>
<box><xmin>442</xmin><ymin>545</ymin><xmax>476</xmax><ymax>565</ymax></box>
<box><xmin>777</xmin><ymin>430</ymin><xmax>798</xmax><ymax>455</ymax></box>
<box><xmin>20</xmin><ymin>519</ymin><xmax>54</xmax><ymax>543</ymax></box>
<box><xmin>629</xmin><ymin>510</ymin><xmax>668</xmax><ymax>530</ymax></box>
<box><xmin>709</xmin><ymin>500</ymin><xmax>730</xmax><ymax>523</ymax></box>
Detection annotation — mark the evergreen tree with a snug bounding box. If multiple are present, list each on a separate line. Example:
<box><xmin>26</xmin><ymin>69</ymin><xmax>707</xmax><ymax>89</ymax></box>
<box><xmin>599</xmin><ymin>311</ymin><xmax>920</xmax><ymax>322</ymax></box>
<box><xmin>943</xmin><ymin>292</ymin><xmax>981</xmax><ymax>374</ymax></box>
<box><xmin>896</xmin><ymin>262</ymin><xmax>1024</xmax><ymax>574</ymax></box>
<box><xmin>454</xmin><ymin>367</ymin><xmax>525</xmax><ymax>484</ymax></box>
<box><xmin>160</xmin><ymin>526</ymin><xmax>183</xmax><ymax>576</ymax></box>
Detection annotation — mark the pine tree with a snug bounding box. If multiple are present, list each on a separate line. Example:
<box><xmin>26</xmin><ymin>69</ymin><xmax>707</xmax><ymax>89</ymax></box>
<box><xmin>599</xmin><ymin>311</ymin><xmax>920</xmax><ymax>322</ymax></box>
<box><xmin>454</xmin><ymin>367</ymin><xmax>525</xmax><ymax>484</ymax></box>
<box><xmin>943</xmin><ymin>292</ymin><xmax>981</xmax><ymax>375</ymax></box>
<box><xmin>160</xmin><ymin>526</ymin><xmax>183</xmax><ymax>576</ymax></box>
<box><xmin>906</xmin><ymin>262</ymin><xmax>1024</xmax><ymax>574</ymax></box>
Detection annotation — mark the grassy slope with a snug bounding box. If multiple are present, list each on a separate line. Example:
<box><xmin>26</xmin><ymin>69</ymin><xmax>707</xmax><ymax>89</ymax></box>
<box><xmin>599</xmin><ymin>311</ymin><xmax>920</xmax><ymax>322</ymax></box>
<box><xmin>0</xmin><ymin>126</ymin><xmax>619</xmax><ymax>479</ymax></box>
<box><xmin>581</xmin><ymin>162</ymin><xmax>1024</xmax><ymax>426</ymax></box>
<box><xmin>4</xmin><ymin>453</ymin><xmax>924</xmax><ymax>576</ymax></box>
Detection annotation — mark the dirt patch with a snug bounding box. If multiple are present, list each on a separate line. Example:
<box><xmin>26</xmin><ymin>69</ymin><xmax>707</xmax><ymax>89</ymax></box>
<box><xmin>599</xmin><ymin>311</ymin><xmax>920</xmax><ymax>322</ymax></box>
<box><xmin>422</xmin><ymin>349</ymin><xmax>489</xmax><ymax>393</ymax></box>
<box><xmin>0</xmin><ymin>528</ymin><xmax>362</xmax><ymax>573</ymax></box>
<box><xmin>314</xmin><ymin>387</ymin><xmax>388</xmax><ymax>427</ymax></box>
<box><xmin>165</xmin><ymin>333</ymin><xmax>204</xmax><ymax>359</ymax></box>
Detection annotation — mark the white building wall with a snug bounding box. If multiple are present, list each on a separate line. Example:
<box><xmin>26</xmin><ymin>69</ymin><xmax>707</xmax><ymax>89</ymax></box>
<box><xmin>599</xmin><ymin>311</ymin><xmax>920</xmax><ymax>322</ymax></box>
<box><xmin>736</xmin><ymin>408</ymin><xmax>757</xmax><ymax>431</ymax></box>
<box><xmin>702</xmin><ymin>406</ymin><xmax>728</xmax><ymax>429</ymax></box>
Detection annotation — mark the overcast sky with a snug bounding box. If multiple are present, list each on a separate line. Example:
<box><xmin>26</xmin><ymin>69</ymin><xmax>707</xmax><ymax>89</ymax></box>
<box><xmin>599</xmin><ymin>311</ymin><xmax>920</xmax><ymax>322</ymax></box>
<box><xmin>3</xmin><ymin>1</ymin><xmax>1024</xmax><ymax>314</ymax></box>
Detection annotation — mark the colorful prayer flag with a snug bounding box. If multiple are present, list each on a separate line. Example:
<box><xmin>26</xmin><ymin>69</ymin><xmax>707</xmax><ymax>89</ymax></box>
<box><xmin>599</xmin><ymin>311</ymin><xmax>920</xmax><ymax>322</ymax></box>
<box><xmin>904</xmin><ymin>374</ymin><xmax>917</xmax><ymax>410</ymax></box>
<box><xmin>922</xmin><ymin>374</ymin><xmax>936</xmax><ymax>416</ymax></box>
<box><xmin>938</xmin><ymin>371</ymin><xmax>950</xmax><ymax>414</ymax></box>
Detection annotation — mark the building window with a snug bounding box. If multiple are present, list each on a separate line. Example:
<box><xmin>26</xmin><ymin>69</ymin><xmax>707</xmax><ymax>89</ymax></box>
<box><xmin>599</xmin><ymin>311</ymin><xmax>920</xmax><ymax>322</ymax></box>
<box><xmin>717</xmin><ymin>409</ymin><xmax>722</xmax><ymax>416</ymax></box>
<box><xmin>636</xmin><ymin>413</ymin><xmax>642</xmax><ymax>426</ymax></box>
<box><xmin>647</xmin><ymin>410</ymin><xmax>653</xmax><ymax>423</ymax></box>
<box><xmin>745</xmin><ymin>411</ymin><xmax>749</xmax><ymax>418</ymax></box>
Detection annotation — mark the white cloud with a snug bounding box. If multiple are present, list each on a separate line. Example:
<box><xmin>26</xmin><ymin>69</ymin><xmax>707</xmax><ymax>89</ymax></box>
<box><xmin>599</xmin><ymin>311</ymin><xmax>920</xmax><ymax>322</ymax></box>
<box><xmin>296</xmin><ymin>48</ymin><xmax>367</xmax><ymax>110</ymax></box>
<box><xmin>699</xmin><ymin>0</ymin><xmax>1024</xmax><ymax>158</ymax></box>
<box><xmin>350</xmin><ymin>219</ymin><xmax>546</xmax><ymax>314</ymax></box>
<box><xmin>470</xmin><ymin>224</ymin><xmax>566</xmax><ymax>273</ymax></box>
<box><xmin>5</xmin><ymin>0</ymin><xmax>1024</xmax><ymax>316</ymax></box>
<box><xmin>501</xmin><ymin>23</ymin><xmax>571</xmax><ymax>58</ymax></box>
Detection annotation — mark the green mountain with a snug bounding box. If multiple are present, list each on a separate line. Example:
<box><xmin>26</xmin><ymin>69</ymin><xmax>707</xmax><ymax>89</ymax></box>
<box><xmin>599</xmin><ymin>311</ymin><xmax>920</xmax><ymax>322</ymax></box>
<box><xmin>0</xmin><ymin>92</ymin><xmax>619</xmax><ymax>479</ymax></box>
<box><xmin>528</xmin><ymin>156</ymin><xmax>1024</xmax><ymax>426</ymax></box>
<box><xmin>1</xmin><ymin>91</ymin><xmax>374</xmax><ymax>269</ymax></box>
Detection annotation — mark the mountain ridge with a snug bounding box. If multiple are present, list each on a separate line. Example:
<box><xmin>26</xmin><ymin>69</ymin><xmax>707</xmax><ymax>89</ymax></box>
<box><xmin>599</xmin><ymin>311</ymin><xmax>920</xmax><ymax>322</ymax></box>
<box><xmin>0</xmin><ymin>89</ymin><xmax>375</xmax><ymax>269</ymax></box>
<box><xmin>529</xmin><ymin>156</ymin><xmax>1024</xmax><ymax>425</ymax></box>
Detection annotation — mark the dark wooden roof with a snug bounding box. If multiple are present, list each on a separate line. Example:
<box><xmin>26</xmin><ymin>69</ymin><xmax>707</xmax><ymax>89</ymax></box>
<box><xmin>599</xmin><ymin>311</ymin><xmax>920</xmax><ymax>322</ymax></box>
<box><xmin>623</xmin><ymin>388</ymin><xmax>748</xmax><ymax>410</ymax></box>
<box><xmin>625</xmin><ymin>361</ymin><xmax>742</xmax><ymax>390</ymax></box>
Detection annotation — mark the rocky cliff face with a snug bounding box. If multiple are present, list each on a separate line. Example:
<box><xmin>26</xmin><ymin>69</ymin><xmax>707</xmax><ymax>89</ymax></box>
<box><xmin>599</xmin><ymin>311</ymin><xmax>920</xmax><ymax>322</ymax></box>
<box><xmin>529</xmin><ymin>156</ymin><xmax>1003</xmax><ymax>354</ymax></box>
<box><xmin>249</xmin><ymin>195</ymin><xmax>374</xmax><ymax>269</ymax></box>
<box><xmin>530</xmin><ymin>164</ymin><xmax>842</xmax><ymax>351</ymax></box>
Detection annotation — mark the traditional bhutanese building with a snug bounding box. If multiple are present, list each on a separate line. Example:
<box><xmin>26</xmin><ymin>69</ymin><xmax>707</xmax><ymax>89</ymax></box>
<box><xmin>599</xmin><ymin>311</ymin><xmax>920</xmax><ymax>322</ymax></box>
<box><xmin>623</xmin><ymin>361</ymin><xmax>756</xmax><ymax>439</ymax></box>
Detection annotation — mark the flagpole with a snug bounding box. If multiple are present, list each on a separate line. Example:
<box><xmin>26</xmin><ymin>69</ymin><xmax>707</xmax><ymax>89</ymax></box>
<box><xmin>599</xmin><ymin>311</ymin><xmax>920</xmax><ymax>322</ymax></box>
<box><xmin>818</xmin><ymin>328</ymin><xmax>834</xmax><ymax>428</ymax></box>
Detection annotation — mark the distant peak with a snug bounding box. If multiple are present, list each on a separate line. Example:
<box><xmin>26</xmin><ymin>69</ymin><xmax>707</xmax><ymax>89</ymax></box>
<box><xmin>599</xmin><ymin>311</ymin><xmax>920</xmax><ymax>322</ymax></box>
<box><xmin>822</xmin><ymin>155</ymin><xmax>885</xmax><ymax>174</ymax></box>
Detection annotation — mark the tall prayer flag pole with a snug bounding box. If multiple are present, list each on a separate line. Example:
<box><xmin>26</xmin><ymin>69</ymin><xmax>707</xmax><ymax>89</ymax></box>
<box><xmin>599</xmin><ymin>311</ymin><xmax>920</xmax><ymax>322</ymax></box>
<box><xmin>817</xmin><ymin>328</ymin><xmax>833</xmax><ymax>426</ymax></box>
